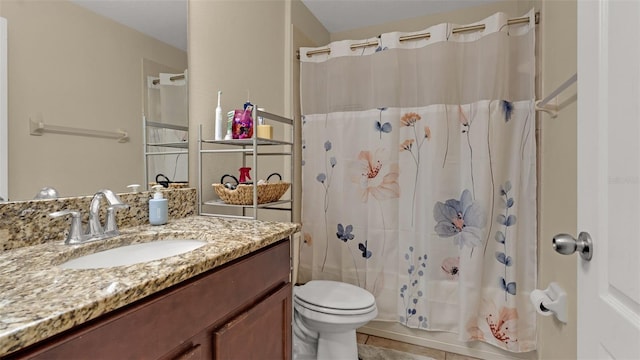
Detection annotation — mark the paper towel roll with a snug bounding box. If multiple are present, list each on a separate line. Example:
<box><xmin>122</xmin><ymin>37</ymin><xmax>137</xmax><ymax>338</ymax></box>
<box><xmin>530</xmin><ymin>289</ymin><xmax>553</xmax><ymax>316</ymax></box>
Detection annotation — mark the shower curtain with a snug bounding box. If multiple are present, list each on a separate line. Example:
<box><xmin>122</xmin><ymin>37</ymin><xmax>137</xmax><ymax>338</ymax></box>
<box><xmin>299</xmin><ymin>10</ymin><xmax>537</xmax><ymax>352</ymax></box>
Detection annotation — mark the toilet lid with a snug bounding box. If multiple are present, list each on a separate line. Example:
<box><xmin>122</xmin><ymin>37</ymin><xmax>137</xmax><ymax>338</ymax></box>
<box><xmin>295</xmin><ymin>280</ymin><xmax>375</xmax><ymax>310</ymax></box>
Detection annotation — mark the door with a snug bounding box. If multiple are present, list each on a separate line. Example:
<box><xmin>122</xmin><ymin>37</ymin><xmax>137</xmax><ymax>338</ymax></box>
<box><xmin>577</xmin><ymin>1</ymin><xmax>640</xmax><ymax>358</ymax></box>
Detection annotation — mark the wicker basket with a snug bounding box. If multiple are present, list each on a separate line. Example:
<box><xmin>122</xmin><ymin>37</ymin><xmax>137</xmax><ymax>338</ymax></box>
<box><xmin>213</xmin><ymin>182</ymin><xmax>290</xmax><ymax>205</ymax></box>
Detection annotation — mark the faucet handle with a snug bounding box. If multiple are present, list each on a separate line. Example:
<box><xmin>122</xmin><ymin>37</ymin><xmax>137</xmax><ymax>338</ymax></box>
<box><xmin>105</xmin><ymin>204</ymin><xmax>129</xmax><ymax>236</ymax></box>
<box><xmin>49</xmin><ymin>210</ymin><xmax>85</xmax><ymax>245</ymax></box>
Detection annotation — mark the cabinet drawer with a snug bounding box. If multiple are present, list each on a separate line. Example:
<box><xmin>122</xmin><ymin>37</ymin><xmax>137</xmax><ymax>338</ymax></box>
<box><xmin>11</xmin><ymin>240</ymin><xmax>291</xmax><ymax>360</ymax></box>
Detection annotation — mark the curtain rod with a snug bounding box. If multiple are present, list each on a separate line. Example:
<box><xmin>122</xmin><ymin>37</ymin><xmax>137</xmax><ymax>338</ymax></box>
<box><xmin>350</xmin><ymin>32</ymin><xmax>433</xmax><ymax>51</ymax></box>
<box><xmin>303</xmin><ymin>12</ymin><xmax>539</xmax><ymax>58</ymax></box>
<box><xmin>535</xmin><ymin>73</ymin><xmax>577</xmax><ymax>118</ymax></box>
<box><xmin>539</xmin><ymin>73</ymin><xmax>577</xmax><ymax>107</ymax></box>
<box><xmin>152</xmin><ymin>74</ymin><xmax>185</xmax><ymax>86</ymax></box>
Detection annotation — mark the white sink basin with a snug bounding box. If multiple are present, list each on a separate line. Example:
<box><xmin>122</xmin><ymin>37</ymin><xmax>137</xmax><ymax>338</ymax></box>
<box><xmin>60</xmin><ymin>239</ymin><xmax>207</xmax><ymax>269</ymax></box>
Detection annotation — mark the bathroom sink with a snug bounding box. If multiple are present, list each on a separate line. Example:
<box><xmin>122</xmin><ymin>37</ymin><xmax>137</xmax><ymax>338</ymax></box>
<box><xmin>59</xmin><ymin>239</ymin><xmax>207</xmax><ymax>269</ymax></box>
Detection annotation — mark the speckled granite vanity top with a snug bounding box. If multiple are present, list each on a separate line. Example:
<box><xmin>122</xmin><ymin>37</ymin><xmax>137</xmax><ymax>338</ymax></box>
<box><xmin>0</xmin><ymin>216</ymin><xmax>300</xmax><ymax>356</ymax></box>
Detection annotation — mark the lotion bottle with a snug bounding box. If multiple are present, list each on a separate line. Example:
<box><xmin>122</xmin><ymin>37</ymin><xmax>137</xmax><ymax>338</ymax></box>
<box><xmin>149</xmin><ymin>185</ymin><xmax>168</xmax><ymax>225</ymax></box>
<box><xmin>215</xmin><ymin>90</ymin><xmax>224</xmax><ymax>140</ymax></box>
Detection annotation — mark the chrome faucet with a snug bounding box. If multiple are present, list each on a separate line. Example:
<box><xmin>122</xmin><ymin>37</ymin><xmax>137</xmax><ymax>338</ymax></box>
<box><xmin>49</xmin><ymin>189</ymin><xmax>129</xmax><ymax>245</ymax></box>
<box><xmin>88</xmin><ymin>189</ymin><xmax>129</xmax><ymax>238</ymax></box>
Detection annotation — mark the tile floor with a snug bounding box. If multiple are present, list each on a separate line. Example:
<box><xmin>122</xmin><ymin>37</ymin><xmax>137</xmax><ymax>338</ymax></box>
<box><xmin>356</xmin><ymin>333</ymin><xmax>480</xmax><ymax>360</ymax></box>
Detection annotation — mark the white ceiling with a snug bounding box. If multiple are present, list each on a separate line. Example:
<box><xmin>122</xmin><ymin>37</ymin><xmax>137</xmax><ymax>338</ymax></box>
<box><xmin>70</xmin><ymin>0</ymin><xmax>188</xmax><ymax>51</ymax></box>
<box><xmin>301</xmin><ymin>0</ymin><xmax>500</xmax><ymax>33</ymax></box>
<box><xmin>71</xmin><ymin>0</ymin><xmax>498</xmax><ymax>52</ymax></box>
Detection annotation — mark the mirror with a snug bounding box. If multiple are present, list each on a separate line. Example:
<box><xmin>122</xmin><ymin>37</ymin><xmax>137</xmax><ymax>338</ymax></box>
<box><xmin>143</xmin><ymin>63</ymin><xmax>189</xmax><ymax>189</ymax></box>
<box><xmin>0</xmin><ymin>0</ymin><xmax>187</xmax><ymax>201</ymax></box>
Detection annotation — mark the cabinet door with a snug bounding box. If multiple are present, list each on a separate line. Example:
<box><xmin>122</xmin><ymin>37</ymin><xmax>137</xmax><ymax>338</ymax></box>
<box><xmin>172</xmin><ymin>344</ymin><xmax>202</xmax><ymax>360</ymax></box>
<box><xmin>213</xmin><ymin>283</ymin><xmax>292</xmax><ymax>360</ymax></box>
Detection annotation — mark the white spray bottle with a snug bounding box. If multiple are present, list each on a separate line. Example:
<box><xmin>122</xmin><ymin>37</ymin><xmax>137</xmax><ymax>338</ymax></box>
<box><xmin>215</xmin><ymin>90</ymin><xmax>224</xmax><ymax>140</ymax></box>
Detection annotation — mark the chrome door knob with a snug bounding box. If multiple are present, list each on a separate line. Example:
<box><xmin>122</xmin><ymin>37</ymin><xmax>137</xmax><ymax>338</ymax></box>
<box><xmin>552</xmin><ymin>232</ymin><xmax>593</xmax><ymax>261</ymax></box>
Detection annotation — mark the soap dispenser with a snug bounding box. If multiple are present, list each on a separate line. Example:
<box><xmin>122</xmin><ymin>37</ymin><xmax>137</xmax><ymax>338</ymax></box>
<box><xmin>149</xmin><ymin>185</ymin><xmax>168</xmax><ymax>225</ymax></box>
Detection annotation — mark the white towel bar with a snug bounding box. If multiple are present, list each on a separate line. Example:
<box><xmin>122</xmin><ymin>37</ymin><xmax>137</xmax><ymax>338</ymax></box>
<box><xmin>29</xmin><ymin>118</ymin><xmax>129</xmax><ymax>143</ymax></box>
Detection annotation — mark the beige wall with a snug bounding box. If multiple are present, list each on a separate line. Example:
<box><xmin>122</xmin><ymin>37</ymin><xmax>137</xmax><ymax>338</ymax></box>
<box><xmin>293</xmin><ymin>1</ymin><xmax>578</xmax><ymax>359</ymax></box>
<box><xmin>188</xmin><ymin>0</ymin><xmax>290</xmax><ymax>221</ymax></box>
<box><xmin>537</xmin><ymin>0</ymin><xmax>577</xmax><ymax>359</ymax></box>
<box><xmin>291</xmin><ymin>0</ymin><xmax>330</xmax><ymax>225</ymax></box>
<box><xmin>289</xmin><ymin>0</ymin><xmax>330</xmax><ymax>282</ymax></box>
<box><xmin>0</xmin><ymin>0</ymin><xmax>187</xmax><ymax>201</ymax></box>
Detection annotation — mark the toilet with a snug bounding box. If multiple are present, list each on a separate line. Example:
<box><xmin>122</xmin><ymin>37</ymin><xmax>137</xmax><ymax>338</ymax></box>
<box><xmin>292</xmin><ymin>280</ymin><xmax>378</xmax><ymax>360</ymax></box>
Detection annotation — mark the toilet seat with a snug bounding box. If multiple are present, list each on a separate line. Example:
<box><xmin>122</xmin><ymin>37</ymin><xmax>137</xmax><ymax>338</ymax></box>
<box><xmin>292</xmin><ymin>280</ymin><xmax>379</xmax><ymax>360</ymax></box>
<box><xmin>294</xmin><ymin>280</ymin><xmax>376</xmax><ymax>315</ymax></box>
<box><xmin>294</xmin><ymin>296</ymin><xmax>377</xmax><ymax>316</ymax></box>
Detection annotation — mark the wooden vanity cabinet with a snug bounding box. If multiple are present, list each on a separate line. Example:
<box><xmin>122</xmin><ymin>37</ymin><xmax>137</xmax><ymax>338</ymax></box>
<box><xmin>8</xmin><ymin>240</ymin><xmax>292</xmax><ymax>360</ymax></box>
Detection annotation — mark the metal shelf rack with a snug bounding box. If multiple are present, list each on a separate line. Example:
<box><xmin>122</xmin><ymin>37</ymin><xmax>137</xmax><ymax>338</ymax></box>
<box><xmin>198</xmin><ymin>107</ymin><xmax>294</xmax><ymax>220</ymax></box>
<box><xmin>143</xmin><ymin>118</ymin><xmax>189</xmax><ymax>189</ymax></box>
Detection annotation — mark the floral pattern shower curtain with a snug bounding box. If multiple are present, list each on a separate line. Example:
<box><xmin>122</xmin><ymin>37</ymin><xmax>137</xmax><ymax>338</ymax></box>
<box><xmin>299</xmin><ymin>10</ymin><xmax>537</xmax><ymax>352</ymax></box>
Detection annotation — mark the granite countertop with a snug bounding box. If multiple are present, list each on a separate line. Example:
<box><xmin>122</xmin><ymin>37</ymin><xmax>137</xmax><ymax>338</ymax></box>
<box><xmin>0</xmin><ymin>216</ymin><xmax>300</xmax><ymax>356</ymax></box>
